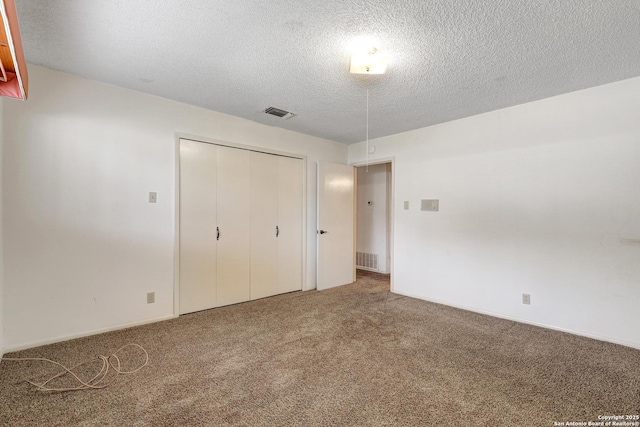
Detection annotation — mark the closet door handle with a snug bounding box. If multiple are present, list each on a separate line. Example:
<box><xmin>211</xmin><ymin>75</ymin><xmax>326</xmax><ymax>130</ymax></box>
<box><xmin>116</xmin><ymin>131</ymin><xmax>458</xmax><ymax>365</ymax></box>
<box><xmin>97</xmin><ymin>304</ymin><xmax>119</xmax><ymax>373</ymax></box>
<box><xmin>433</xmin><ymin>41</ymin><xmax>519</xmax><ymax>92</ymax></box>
<box><xmin>217</xmin><ymin>226</ymin><xmax>220</xmax><ymax>241</ymax></box>
<box><xmin>276</xmin><ymin>225</ymin><xmax>279</xmax><ymax>237</ymax></box>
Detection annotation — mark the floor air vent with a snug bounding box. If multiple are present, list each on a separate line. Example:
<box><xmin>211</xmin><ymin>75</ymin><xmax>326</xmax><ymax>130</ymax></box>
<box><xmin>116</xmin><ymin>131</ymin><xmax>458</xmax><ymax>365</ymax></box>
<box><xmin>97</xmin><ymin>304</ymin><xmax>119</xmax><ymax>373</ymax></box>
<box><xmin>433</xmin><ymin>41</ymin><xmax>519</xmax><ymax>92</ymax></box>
<box><xmin>356</xmin><ymin>252</ymin><xmax>378</xmax><ymax>270</ymax></box>
<box><xmin>264</xmin><ymin>106</ymin><xmax>294</xmax><ymax>119</ymax></box>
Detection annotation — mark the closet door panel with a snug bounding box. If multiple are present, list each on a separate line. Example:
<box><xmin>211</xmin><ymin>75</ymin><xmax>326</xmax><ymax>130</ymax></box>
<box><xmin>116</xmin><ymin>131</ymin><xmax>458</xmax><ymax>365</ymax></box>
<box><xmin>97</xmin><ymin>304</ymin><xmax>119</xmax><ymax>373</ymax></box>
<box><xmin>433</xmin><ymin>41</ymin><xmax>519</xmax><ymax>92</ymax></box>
<box><xmin>179</xmin><ymin>139</ymin><xmax>217</xmax><ymax>314</ymax></box>
<box><xmin>278</xmin><ymin>156</ymin><xmax>304</xmax><ymax>294</ymax></box>
<box><xmin>250</xmin><ymin>152</ymin><xmax>279</xmax><ymax>300</ymax></box>
<box><xmin>216</xmin><ymin>146</ymin><xmax>251</xmax><ymax>306</ymax></box>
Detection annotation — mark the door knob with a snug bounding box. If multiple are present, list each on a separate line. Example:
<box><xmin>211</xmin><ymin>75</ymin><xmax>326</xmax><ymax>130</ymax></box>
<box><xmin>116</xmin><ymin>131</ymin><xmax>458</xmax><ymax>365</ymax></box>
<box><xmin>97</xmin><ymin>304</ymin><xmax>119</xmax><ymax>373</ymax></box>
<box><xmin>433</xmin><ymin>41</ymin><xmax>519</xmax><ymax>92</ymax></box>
<box><xmin>319</xmin><ymin>230</ymin><xmax>328</xmax><ymax>234</ymax></box>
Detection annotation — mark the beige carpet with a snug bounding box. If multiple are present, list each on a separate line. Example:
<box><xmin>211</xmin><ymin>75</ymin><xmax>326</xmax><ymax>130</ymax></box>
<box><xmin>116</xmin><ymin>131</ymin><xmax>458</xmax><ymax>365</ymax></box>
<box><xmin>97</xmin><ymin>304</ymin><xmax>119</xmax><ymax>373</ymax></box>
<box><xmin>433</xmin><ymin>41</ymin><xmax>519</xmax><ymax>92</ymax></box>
<box><xmin>1</xmin><ymin>270</ymin><xmax>639</xmax><ymax>426</ymax></box>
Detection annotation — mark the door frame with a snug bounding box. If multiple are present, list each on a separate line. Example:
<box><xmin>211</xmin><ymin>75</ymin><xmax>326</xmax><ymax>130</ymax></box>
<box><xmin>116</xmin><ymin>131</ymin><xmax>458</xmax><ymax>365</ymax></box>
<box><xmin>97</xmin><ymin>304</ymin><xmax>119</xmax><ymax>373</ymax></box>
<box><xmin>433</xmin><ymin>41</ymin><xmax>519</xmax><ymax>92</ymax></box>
<box><xmin>350</xmin><ymin>157</ymin><xmax>395</xmax><ymax>293</ymax></box>
<box><xmin>173</xmin><ymin>133</ymin><xmax>308</xmax><ymax>316</ymax></box>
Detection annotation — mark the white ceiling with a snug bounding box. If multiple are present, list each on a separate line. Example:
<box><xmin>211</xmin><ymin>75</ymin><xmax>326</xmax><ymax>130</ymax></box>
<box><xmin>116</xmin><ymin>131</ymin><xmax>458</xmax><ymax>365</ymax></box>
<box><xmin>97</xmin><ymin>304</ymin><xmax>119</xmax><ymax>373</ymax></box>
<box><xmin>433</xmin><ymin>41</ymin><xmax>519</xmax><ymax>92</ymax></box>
<box><xmin>14</xmin><ymin>0</ymin><xmax>640</xmax><ymax>144</ymax></box>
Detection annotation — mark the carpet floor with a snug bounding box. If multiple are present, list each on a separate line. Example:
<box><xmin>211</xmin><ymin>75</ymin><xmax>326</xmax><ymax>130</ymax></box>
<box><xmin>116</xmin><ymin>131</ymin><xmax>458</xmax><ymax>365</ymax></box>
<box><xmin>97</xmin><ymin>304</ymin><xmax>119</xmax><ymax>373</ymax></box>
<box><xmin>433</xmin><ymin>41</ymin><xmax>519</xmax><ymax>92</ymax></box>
<box><xmin>1</xmin><ymin>270</ymin><xmax>639</xmax><ymax>426</ymax></box>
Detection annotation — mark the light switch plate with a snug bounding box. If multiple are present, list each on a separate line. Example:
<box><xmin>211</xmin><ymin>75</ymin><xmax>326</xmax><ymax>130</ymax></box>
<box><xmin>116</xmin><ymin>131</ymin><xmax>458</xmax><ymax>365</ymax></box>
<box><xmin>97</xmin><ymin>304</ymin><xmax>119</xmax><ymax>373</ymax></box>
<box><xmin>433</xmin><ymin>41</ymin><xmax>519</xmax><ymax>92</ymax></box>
<box><xmin>404</xmin><ymin>201</ymin><xmax>409</xmax><ymax>210</ymax></box>
<box><xmin>149</xmin><ymin>192</ymin><xmax>157</xmax><ymax>203</ymax></box>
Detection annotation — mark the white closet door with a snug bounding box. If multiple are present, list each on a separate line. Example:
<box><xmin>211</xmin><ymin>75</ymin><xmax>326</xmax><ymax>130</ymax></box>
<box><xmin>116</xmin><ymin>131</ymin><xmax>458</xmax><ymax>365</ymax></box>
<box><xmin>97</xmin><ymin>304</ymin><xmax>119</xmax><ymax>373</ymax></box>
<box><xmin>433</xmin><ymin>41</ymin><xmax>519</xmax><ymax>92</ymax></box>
<box><xmin>250</xmin><ymin>152</ymin><xmax>279</xmax><ymax>300</ymax></box>
<box><xmin>179</xmin><ymin>139</ymin><xmax>217</xmax><ymax>314</ymax></box>
<box><xmin>216</xmin><ymin>146</ymin><xmax>251</xmax><ymax>306</ymax></box>
<box><xmin>278</xmin><ymin>156</ymin><xmax>303</xmax><ymax>294</ymax></box>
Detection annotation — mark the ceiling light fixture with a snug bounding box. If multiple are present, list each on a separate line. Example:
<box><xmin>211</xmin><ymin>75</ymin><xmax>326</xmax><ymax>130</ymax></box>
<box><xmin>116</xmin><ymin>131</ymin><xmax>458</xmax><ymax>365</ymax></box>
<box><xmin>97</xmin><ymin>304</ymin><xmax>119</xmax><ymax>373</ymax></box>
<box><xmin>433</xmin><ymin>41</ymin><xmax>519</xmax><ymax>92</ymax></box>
<box><xmin>350</xmin><ymin>47</ymin><xmax>387</xmax><ymax>74</ymax></box>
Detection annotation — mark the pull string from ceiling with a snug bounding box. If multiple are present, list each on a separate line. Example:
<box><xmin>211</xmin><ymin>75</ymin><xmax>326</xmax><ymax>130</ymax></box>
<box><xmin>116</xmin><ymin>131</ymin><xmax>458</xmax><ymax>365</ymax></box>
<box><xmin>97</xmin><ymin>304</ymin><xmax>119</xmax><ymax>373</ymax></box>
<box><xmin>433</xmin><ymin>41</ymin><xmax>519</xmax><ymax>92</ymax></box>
<box><xmin>2</xmin><ymin>343</ymin><xmax>149</xmax><ymax>392</ymax></box>
<box><xmin>366</xmin><ymin>89</ymin><xmax>369</xmax><ymax>173</ymax></box>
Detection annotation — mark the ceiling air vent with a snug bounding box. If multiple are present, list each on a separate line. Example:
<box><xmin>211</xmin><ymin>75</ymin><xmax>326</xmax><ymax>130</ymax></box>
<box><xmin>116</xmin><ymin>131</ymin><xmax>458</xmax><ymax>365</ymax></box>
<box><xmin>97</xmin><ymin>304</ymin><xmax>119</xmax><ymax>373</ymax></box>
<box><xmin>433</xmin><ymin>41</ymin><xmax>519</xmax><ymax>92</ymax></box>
<box><xmin>264</xmin><ymin>106</ymin><xmax>294</xmax><ymax>119</ymax></box>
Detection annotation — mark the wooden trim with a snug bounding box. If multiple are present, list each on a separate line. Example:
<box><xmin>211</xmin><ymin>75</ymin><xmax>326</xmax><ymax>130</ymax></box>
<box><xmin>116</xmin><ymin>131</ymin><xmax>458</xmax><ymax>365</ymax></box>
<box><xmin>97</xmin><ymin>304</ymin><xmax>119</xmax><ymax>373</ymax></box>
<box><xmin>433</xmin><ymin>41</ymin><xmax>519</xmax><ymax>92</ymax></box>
<box><xmin>0</xmin><ymin>0</ymin><xmax>28</xmax><ymax>99</ymax></box>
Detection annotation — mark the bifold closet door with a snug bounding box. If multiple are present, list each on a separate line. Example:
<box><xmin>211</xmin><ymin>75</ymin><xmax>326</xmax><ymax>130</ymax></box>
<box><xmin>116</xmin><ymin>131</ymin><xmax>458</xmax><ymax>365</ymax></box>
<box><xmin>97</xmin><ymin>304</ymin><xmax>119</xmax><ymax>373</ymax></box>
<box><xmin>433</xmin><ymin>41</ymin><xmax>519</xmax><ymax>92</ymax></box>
<box><xmin>250</xmin><ymin>152</ymin><xmax>279</xmax><ymax>300</ymax></box>
<box><xmin>216</xmin><ymin>146</ymin><xmax>251</xmax><ymax>306</ymax></box>
<box><xmin>251</xmin><ymin>153</ymin><xmax>303</xmax><ymax>299</ymax></box>
<box><xmin>180</xmin><ymin>141</ymin><xmax>302</xmax><ymax>311</ymax></box>
<box><xmin>277</xmin><ymin>156</ymin><xmax>303</xmax><ymax>294</ymax></box>
<box><xmin>179</xmin><ymin>139</ymin><xmax>218</xmax><ymax>314</ymax></box>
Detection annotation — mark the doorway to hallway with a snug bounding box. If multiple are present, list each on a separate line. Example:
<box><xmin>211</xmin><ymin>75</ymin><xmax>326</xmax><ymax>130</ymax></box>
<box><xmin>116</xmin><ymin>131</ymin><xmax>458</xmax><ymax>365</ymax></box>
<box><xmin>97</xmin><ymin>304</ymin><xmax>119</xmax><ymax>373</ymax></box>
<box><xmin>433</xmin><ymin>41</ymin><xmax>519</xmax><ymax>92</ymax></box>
<box><xmin>355</xmin><ymin>162</ymin><xmax>392</xmax><ymax>275</ymax></box>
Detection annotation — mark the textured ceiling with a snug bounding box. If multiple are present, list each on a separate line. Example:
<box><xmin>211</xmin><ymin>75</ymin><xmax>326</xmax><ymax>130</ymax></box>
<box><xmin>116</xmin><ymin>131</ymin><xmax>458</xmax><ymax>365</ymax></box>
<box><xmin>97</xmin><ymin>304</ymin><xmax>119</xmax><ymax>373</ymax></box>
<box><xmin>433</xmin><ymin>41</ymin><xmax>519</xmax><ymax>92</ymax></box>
<box><xmin>14</xmin><ymin>0</ymin><xmax>640</xmax><ymax>144</ymax></box>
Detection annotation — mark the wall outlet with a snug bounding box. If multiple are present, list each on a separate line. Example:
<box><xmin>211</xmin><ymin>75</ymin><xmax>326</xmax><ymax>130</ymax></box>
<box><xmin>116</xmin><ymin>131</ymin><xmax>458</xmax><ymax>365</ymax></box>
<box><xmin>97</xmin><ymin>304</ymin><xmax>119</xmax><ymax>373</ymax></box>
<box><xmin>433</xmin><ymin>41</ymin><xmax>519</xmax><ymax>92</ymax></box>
<box><xmin>149</xmin><ymin>192</ymin><xmax>157</xmax><ymax>203</ymax></box>
<box><xmin>147</xmin><ymin>292</ymin><xmax>155</xmax><ymax>304</ymax></box>
<box><xmin>522</xmin><ymin>293</ymin><xmax>531</xmax><ymax>305</ymax></box>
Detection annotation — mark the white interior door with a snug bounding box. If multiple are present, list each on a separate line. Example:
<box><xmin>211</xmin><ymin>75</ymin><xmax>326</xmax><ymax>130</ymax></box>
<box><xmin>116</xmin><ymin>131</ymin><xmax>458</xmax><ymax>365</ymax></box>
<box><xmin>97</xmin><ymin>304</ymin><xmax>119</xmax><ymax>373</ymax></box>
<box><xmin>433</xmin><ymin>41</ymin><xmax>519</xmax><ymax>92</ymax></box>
<box><xmin>217</xmin><ymin>146</ymin><xmax>251</xmax><ymax>306</ymax></box>
<box><xmin>317</xmin><ymin>162</ymin><xmax>355</xmax><ymax>290</ymax></box>
<box><xmin>179</xmin><ymin>139</ymin><xmax>217</xmax><ymax>314</ymax></box>
<box><xmin>250</xmin><ymin>151</ymin><xmax>279</xmax><ymax>300</ymax></box>
<box><xmin>278</xmin><ymin>156</ymin><xmax>303</xmax><ymax>294</ymax></box>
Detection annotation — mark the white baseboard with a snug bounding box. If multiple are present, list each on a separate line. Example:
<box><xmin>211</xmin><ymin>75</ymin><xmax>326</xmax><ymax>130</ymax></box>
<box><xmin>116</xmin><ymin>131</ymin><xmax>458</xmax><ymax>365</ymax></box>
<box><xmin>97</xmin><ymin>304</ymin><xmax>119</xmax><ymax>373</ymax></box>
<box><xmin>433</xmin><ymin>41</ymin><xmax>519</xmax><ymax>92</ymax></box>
<box><xmin>391</xmin><ymin>290</ymin><xmax>640</xmax><ymax>351</ymax></box>
<box><xmin>2</xmin><ymin>314</ymin><xmax>178</xmax><ymax>354</ymax></box>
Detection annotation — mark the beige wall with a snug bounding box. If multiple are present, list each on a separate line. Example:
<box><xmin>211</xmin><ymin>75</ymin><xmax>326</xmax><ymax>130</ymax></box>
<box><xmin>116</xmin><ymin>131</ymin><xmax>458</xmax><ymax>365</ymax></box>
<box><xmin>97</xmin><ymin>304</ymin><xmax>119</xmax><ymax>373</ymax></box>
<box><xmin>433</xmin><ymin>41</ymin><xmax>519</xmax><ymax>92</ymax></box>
<box><xmin>350</xmin><ymin>76</ymin><xmax>640</xmax><ymax>349</ymax></box>
<box><xmin>3</xmin><ymin>66</ymin><xmax>347</xmax><ymax>351</ymax></box>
